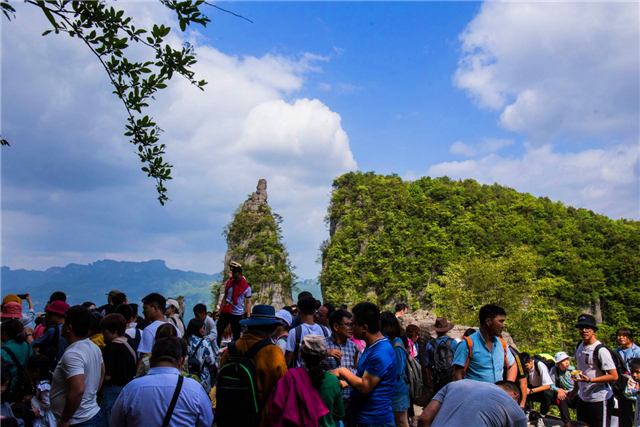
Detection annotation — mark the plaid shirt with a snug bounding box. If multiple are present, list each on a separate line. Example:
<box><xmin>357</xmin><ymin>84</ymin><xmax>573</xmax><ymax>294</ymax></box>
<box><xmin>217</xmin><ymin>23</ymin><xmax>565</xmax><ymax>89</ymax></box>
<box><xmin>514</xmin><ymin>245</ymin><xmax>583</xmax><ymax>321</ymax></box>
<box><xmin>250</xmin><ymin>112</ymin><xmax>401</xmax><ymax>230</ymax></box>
<box><xmin>323</xmin><ymin>335</ymin><xmax>360</xmax><ymax>401</ymax></box>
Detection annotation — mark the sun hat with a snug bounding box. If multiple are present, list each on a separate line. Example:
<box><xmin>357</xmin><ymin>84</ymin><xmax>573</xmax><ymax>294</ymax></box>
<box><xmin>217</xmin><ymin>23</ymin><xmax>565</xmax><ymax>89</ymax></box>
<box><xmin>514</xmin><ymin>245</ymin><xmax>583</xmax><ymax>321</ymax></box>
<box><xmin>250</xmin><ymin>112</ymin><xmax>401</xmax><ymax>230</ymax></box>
<box><xmin>430</xmin><ymin>316</ymin><xmax>454</xmax><ymax>332</ymax></box>
<box><xmin>45</xmin><ymin>301</ymin><xmax>70</xmax><ymax>316</ymax></box>
<box><xmin>575</xmin><ymin>314</ymin><xmax>598</xmax><ymax>329</ymax></box>
<box><xmin>0</xmin><ymin>302</ymin><xmax>23</xmax><ymax>319</ymax></box>
<box><xmin>275</xmin><ymin>309</ymin><xmax>293</xmax><ymax>327</ymax></box>
<box><xmin>3</xmin><ymin>295</ymin><xmax>22</xmax><ymax>305</ymax></box>
<box><xmin>166</xmin><ymin>299</ymin><xmax>180</xmax><ymax>310</ymax></box>
<box><xmin>554</xmin><ymin>351</ymin><xmax>570</xmax><ymax>363</ymax></box>
<box><xmin>239</xmin><ymin>305</ymin><xmax>285</xmax><ymax>327</ymax></box>
<box><xmin>301</xmin><ymin>335</ymin><xmax>327</xmax><ymax>357</ymax></box>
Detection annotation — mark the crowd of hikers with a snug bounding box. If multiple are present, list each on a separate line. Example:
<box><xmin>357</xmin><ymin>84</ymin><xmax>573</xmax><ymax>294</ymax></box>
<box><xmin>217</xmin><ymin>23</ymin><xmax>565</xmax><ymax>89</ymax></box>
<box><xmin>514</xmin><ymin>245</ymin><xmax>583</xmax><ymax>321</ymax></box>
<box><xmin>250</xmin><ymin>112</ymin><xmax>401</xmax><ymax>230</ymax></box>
<box><xmin>1</xmin><ymin>261</ymin><xmax>639</xmax><ymax>427</ymax></box>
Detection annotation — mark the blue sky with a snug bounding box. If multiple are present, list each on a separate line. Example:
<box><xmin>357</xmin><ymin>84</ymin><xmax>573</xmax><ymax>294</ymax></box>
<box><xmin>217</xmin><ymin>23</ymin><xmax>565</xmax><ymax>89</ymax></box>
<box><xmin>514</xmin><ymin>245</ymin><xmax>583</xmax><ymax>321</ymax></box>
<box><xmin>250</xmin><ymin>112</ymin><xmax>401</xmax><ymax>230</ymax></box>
<box><xmin>2</xmin><ymin>1</ymin><xmax>638</xmax><ymax>280</ymax></box>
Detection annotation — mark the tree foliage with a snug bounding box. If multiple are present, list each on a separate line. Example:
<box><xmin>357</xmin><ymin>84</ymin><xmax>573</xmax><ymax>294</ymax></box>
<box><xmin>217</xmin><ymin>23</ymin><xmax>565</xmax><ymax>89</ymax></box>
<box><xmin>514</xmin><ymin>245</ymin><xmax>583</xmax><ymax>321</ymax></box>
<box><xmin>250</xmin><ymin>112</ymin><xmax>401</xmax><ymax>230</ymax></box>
<box><xmin>321</xmin><ymin>172</ymin><xmax>640</xmax><ymax>352</ymax></box>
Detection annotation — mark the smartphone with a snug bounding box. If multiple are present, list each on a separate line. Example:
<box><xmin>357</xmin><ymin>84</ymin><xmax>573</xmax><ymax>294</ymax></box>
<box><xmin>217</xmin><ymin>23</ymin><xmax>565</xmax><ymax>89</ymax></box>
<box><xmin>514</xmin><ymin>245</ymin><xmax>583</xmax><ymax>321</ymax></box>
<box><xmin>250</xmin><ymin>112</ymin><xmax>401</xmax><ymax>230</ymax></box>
<box><xmin>16</xmin><ymin>294</ymin><xmax>28</xmax><ymax>299</ymax></box>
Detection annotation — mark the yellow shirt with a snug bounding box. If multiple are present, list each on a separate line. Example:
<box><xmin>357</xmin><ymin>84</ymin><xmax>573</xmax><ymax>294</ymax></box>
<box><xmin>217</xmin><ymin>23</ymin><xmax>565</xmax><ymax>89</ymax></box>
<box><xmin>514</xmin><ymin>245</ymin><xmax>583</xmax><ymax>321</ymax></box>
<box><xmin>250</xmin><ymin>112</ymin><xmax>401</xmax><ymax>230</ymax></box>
<box><xmin>90</xmin><ymin>333</ymin><xmax>106</xmax><ymax>350</ymax></box>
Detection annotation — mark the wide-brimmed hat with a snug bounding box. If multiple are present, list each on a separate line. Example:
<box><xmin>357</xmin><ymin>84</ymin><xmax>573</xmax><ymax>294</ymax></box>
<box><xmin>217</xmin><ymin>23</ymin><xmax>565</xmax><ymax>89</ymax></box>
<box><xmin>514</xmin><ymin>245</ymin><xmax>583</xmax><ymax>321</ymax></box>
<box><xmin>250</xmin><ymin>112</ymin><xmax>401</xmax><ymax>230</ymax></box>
<box><xmin>3</xmin><ymin>294</ymin><xmax>22</xmax><ymax>305</ymax></box>
<box><xmin>554</xmin><ymin>351</ymin><xmax>570</xmax><ymax>363</ymax></box>
<box><xmin>430</xmin><ymin>317</ymin><xmax>454</xmax><ymax>332</ymax></box>
<box><xmin>275</xmin><ymin>309</ymin><xmax>293</xmax><ymax>327</ymax></box>
<box><xmin>575</xmin><ymin>314</ymin><xmax>598</xmax><ymax>329</ymax></box>
<box><xmin>45</xmin><ymin>301</ymin><xmax>70</xmax><ymax>316</ymax></box>
<box><xmin>240</xmin><ymin>305</ymin><xmax>285</xmax><ymax>327</ymax></box>
<box><xmin>0</xmin><ymin>302</ymin><xmax>23</xmax><ymax>319</ymax></box>
<box><xmin>301</xmin><ymin>335</ymin><xmax>327</xmax><ymax>357</ymax></box>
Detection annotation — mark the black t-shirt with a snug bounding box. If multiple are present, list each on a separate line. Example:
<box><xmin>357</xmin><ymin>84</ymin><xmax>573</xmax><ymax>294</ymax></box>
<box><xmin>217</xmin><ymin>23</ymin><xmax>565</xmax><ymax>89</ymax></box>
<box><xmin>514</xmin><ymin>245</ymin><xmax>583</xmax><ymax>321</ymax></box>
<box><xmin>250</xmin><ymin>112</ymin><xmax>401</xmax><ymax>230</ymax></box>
<box><xmin>103</xmin><ymin>337</ymin><xmax>137</xmax><ymax>387</ymax></box>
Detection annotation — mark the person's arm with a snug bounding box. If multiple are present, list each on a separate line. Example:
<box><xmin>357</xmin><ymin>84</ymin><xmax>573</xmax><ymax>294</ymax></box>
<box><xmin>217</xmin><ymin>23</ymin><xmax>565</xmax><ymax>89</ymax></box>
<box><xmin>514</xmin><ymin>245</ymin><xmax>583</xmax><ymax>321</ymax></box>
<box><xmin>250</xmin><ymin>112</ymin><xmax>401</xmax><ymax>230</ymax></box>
<box><xmin>417</xmin><ymin>399</ymin><xmax>442</xmax><ymax>427</ymax></box>
<box><xmin>576</xmin><ymin>369</ymin><xmax>618</xmax><ymax>384</ymax></box>
<box><xmin>245</xmin><ymin>297</ymin><xmax>251</xmax><ymax>317</ymax></box>
<box><xmin>453</xmin><ymin>365</ymin><xmax>465</xmax><ymax>381</ymax></box>
<box><xmin>98</xmin><ymin>362</ymin><xmax>105</xmax><ymax>392</ymax></box>
<box><xmin>530</xmin><ymin>362</ymin><xmax>553</xmax><ymax>393</ymax></box>
<box><xmin>331</xmin><ymin>367</ymin><xmax>380</xmax><ymax>395</ymax></box>
<box><xmin>451</xmin><ymin>339</ymin><xmax>469</xmax><ymax>381</ymax></box>
<box><xmin>285</xmin><ymin>350</ymin><xmax>293</xmax><ymax>367</ymax></box>
<box><xmin>506</xmin><ymin>362</ymin><xmax>517</xmax><ymax>382</ymax></box>
<box><xmin>58</xmin><ymin>375</ymin><xmax>85</xmax><ymax>427</ymax></box>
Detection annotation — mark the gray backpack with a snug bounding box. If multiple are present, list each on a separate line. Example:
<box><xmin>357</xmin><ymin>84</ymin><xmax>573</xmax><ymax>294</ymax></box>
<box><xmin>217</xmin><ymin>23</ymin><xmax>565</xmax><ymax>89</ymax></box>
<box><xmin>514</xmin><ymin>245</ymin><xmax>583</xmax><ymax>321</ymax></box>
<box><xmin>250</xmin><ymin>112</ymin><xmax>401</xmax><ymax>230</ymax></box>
<box><xmin>392</xmin><ymin>341</ymin><xmax>423</xmax><ymax>400</ymax></box>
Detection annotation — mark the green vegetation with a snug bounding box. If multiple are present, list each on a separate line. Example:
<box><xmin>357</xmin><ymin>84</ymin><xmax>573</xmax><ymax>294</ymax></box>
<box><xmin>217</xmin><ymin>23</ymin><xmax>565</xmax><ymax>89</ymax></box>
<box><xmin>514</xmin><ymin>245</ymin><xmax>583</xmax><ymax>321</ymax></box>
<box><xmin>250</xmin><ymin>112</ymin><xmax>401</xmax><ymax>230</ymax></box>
<box><xmin>321</xmin><ymin>172</ymin><xmax>640</xmax><ymax>352</ymax></box>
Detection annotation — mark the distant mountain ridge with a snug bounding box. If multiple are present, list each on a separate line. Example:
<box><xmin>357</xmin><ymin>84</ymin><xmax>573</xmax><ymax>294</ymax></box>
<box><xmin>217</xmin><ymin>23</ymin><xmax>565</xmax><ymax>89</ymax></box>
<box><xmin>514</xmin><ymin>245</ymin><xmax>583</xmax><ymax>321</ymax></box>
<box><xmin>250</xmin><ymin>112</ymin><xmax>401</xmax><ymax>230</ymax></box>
<box><xmin>1</xmin><ymin>259</ymin><xmax>220</xmax><ymax>309</ymax></box>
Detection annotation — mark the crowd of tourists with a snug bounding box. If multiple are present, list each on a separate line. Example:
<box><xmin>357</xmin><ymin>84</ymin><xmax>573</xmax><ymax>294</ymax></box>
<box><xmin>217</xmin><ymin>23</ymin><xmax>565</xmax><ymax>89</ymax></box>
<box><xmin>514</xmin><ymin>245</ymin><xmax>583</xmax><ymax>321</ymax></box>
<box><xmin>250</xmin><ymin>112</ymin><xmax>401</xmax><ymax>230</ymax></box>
<box><xmin>1</xmin><ymin>261</ymin><xmax>639</xmax><ymax>427</ymax></box>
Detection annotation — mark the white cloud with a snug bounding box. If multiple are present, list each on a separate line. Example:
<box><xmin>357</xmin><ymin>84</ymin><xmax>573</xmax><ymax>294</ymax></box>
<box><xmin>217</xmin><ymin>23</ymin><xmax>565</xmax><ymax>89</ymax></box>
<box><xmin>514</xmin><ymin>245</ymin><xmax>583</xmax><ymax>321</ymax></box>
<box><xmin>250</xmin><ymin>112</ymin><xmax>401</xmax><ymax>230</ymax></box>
<box><xmin>450</xmin><ymin>138</ymin><xmax>514</xmax><ymax>157</ymax></box>
<box><xmin>429</xmin><ymin>143</ymin><xmax>639</xmax><ymax>220</ymax></box>
<box><xmin>454</xmin><ymin>2</ymin><xmax>639</xmax><ymax>142</ymax></box>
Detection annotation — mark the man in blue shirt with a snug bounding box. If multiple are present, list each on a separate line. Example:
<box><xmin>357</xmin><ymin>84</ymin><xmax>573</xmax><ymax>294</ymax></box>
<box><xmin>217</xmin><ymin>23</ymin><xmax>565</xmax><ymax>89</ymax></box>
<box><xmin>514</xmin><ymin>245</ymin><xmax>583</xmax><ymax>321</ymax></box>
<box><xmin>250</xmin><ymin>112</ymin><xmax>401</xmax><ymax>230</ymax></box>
<box><xmin>330</xmin><ymin>302</ymin><xmax>396</xmax><ymax>427</ymax></box>
<box><xmin>111</xmin><ymin>337</ymin><xmax>214</xmax><ymax>427</ymax></box>
<box><xmin>453</xmin><ymin>304</ymin><xmax>516</xmax><ymax>383</ymax></box>
<box><xmin>615</xmin><ymin>327</ymin><xmax>640</xmax><ymax>427</ymax></box>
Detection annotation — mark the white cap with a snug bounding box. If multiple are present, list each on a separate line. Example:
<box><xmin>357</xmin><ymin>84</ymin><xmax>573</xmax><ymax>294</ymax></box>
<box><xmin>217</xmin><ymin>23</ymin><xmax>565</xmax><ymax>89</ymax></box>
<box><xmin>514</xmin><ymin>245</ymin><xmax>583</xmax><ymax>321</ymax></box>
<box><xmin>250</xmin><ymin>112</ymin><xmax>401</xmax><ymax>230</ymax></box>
<box><xmin>554</xmin><ymin>351</ymin><xmax>570</xmax><ymax>363</ymax></box>
<box><xmin>275</xmin><ymin>309</ymin><xmax>293</xmax><ymax>327</ymax></box>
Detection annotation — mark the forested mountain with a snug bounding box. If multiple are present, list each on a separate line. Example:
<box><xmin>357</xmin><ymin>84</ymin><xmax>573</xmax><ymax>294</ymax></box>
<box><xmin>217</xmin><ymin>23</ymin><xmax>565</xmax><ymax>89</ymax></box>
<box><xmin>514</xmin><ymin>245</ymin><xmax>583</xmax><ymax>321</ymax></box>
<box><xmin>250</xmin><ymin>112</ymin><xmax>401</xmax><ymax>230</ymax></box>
<box><xmin>320</xmin><ymin>172</ymin><xmax>640</xmax><ymax>351</ymax></box>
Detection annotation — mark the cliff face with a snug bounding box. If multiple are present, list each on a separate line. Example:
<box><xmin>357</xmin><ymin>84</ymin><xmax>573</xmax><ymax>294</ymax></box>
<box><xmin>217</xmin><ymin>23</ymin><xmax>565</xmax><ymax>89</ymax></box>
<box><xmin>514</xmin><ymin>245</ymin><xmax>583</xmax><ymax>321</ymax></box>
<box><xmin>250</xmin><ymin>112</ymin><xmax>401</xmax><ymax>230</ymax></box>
<box><xmin>219</xmin><ymin>179</ymin><xmax>295</xmax><ymax>308</ymax></box>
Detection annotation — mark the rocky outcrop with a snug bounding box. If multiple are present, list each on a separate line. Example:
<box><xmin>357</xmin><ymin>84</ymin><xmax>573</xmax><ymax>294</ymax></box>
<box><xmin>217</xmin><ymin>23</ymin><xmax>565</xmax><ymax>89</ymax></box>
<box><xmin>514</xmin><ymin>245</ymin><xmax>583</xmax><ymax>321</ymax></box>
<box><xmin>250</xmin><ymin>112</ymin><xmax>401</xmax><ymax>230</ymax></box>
<box><xmin>218</xmin><ymin>179</ymin><xmax>295</xmax><ymax>309</ymax></box>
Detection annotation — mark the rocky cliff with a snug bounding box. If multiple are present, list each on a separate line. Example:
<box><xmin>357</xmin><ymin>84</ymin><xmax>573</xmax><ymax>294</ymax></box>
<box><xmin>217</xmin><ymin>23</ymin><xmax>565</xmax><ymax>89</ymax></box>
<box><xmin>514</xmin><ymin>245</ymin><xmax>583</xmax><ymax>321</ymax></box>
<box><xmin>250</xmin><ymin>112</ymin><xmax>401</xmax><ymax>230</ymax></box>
<box><xmin>217</xmin><ymin>179</ymin><xmax>295</xmax><ymax>308</ymax></box>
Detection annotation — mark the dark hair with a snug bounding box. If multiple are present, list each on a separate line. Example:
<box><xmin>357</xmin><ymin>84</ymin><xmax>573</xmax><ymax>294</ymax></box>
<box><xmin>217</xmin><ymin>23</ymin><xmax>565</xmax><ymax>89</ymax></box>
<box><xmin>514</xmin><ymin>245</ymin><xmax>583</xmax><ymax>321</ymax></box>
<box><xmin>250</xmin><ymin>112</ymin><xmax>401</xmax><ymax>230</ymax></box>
<box><xmin>340</xmin><ymin>304</ymin><xmax>348</xmax><ymax>310</ymax></box>
<box><xmin>185</xmin><ymin>318</ymin><xmax>204</xmax><ymax>342</ymax></box>
<box><xmin>115</xmin><ymin>304</ymin><xmax>133</xmax><ymax>322</ymax></box>
<box><xmin>49</xmin><ymin>291</ymin><xmax>66</xmax><ymax>303</ymax></box>
<box><xmin>406</xmin><ymin>324</ymin><xmax>420</xmax><ymax>338</ymax></box>
<box><xmin>395</xmin><ymin>303</ymin><xmax>408</xmax><ymax>313</ymax></box>
<box><xmin>111</xmin><ymin>293</ymin><xmax>127</xmax><ymax>308</ymax></box>
<box><xmin>329</xmin><ymin>309</ymin><xmax>352</xmax><ymax>330</ymax></box>
<box><xmin>352</xmin><ymin>302</ymin><xmax>381</xmax><ymax>334</ymax></box>
<box><xmin>300</xmin><ymin>351</ymin><xmax>326</xmax><ymax>390</ymax></box>
<box><xmin>519</xmin><ymin>352</ymin><xmax>531</xmax><ymax>365</ymax></box>
<box><xmin>88</xmin><ymin>312</ymin><xmax>104</xmax><ymax>336</ymax></box>
<box><xmin>297</xmin><ymin>291</ymin><xmax>313</xmax><ymax>301</ymax></box>
<box><xmin>380</xmin><ymin>311</ymin><xmax>403</xmax><ymax>340</ymax></box>
<box><xmin>129</xmin><ymin>303</ymin><xmax>139</xmax><ymax>318</ymax></box>
<box><xmin>563</xmin><ymin>422</ymin><xmax>591</xmax><ymax>427</ymax></box>
<box><xmin>26</xmin><ymin>354</ymin><xmax>52</xmax><ymax>382</ymax></box>
<box><xmin>156</xmin><ymin>323</ymin><xmax>178</xmax><ymax>339</ymax></box>
<box><xmin>479</xmin><ymin>304</ymin><xmax>506</xmax><ymax>326</ymax></box>
<box><xmin>282</xmin><ymin>306</ymin><xmax>294</xmax><ymax>315</ymax></box>
<box><xmin>495</xmin><ymin>380</ymin><xmax>520</xmax><ymax>397</ymax></box>
<box><xmin>629</xmin><ymin>358</ymin><xmax>640</xmax><ymax>371</ymax></box>
<box><xmin>298</xmin><ymin>296</ymin><xmax>317</xmax><ymax>316</ymax></box>
<box><xmin>322</xmin><ymin>303</ymin><xmax>336</xmax><ymax>317</ymax></box>
<box><xmin>142</xmin><ymin>293</ymin><xmax>166</xmax><ymax>311</ymax></box>
<box><xmin>463</xmin><ymin>328</ymin><xmax>476</xmax><ymax>337</ymax></box>
<box><xmin>151</xmin><ymin>337</ymin><xmax>183</xmax><ymax>366</ymax></box>
<box><xmin>100</xmin><ymin>313</ymin><xmax>127</xmax><ymax>335</ymax></box>
<box><xmin>193</xmin><ymin>303</ymin><xmax>207</xmax><ymax>314</ymax></box>
<box><xmin>617</xmin><ymin>327</ymin><xmax>633</xmax><ymax>340</ymax></box>
<box><xmin>81</xmin><ymin>302</ymin><xmax>95</xmax><ymax>308</ymax></box>
<box><xmin>315</xmin><ymin>299</ymin><xmax>322</xmax><ymax>310</ymax></box>
<box><xmin>65</xmin><ymin>305</ymin><xmax>94</xmax><ymax>338</ymax></box>
<box><xmin>2</xmin><ymin>319</ymin><xmax>25</xmax><ymax>343</ymax></box>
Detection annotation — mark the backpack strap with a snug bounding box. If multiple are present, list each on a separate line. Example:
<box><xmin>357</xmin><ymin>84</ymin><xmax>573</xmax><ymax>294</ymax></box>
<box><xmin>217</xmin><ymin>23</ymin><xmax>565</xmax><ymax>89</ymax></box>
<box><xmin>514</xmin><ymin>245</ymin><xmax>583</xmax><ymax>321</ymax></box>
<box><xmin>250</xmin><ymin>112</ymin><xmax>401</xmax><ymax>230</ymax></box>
<box><xmin>243</xmin><ymin>339</ymin><xmax>274</xmax><ymax>360</ymax></box>
<box><xmin>593</xmin><ymin>343</ymin><xmax>605</xmax><ymax>371</ymax></box>
<box><xmin>2</xmin><ymin>347</ymin><xmax>23</xmax><ymax>369</ymax></box>
<box><xmin>113</xmin><ymin>337</ymin><xmax>138</xmax><ymax>363</ymax></box>
<box><xmin>228</xmin><ymin>341</ymin><xmax>239</xmax><ymax>358</ymax></box>
<box><xmin>463</xmin><ymin>336</ymin><xmax>473</xmax><ymax>374</ymax></box>
<box><xmin>290</xmin><ymin>325</ymin><xmax>304</xmax><ymax>368</ymax></box>
<box><xmin>161</xmin><ymin>375</ymin><xmax>184</xmax><ymax>427</ymax></box>
<box><xmin>321</xmin><ymin>326</ymin><xmax>329</xmax><ymax>338</ymax></box>
<box><xmin>498</xmin><ymin>337</ymin><xmax>510</xmax><ymax>369</ymax></box>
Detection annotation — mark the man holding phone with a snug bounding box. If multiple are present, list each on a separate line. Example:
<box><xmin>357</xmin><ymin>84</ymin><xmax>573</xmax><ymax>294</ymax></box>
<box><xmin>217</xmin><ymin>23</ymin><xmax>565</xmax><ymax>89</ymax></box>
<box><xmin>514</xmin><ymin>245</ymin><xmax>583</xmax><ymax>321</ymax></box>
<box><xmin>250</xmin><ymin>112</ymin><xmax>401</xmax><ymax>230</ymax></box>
<box><xmin>2</xmin><ymin>293</ymin><xmax>37</xmax><ymax>326</ymax></box>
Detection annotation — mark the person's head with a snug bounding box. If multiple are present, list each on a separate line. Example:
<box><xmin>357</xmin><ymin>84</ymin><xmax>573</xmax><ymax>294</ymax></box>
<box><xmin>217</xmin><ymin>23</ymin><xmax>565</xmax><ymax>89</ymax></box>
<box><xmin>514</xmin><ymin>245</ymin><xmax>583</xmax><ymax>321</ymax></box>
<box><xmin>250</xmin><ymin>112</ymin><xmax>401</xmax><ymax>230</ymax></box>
<box><xmin>297</xmin><ymin>296</ymin><xmax>317</xmax><ymax>317</ymax></box>
<box><xmin>575</xmin><ymin>314</ymin><xmax>598</xmax><ymax>341</ymax></box>
<box><xmin>106</xmin><ymin>290</ymin><xmax>121</xmax><ymax>305</ymax></box>
<box><xmin>380</xmin><ymin>310</ymin><xmax>403</xmax><ymax>340</ymax></box>
<box><xmin>315</xmin><ymin>303</ymin><xmax>334</xmax><ymax>328</ymax></box>
<box><xmin>554</xmin><ymin>351</ymin><xmax>571</xmax><ymax>372</ymax></box>
<box><xmin>0</xmin><ymin>302</ymin><xmax>23</xmax><ymax>321</ymax></box>
<box><xmin>275</xmin><ymin>309</ymin><xmax>293</xmax><ymax>334</ymax></box>
<box><xmin>329</xmin><ymin>309</ymin><xmax>353</xmax><ymax>341</ymax></box>
<box><xmin>193</xmin><ymin>303</ymin><xmax>208</xmax><ymax>320</ymax></box>
<box><xmin>165</xmin><ymin>299</ymin><xmax>180</xmax><ymax>317</ymax></box>
<box><xmin>629</xmin><ymin>358</ymin><xmax>640</xmax><ymax>383</ymax></box>
<box><xmin>230</xmin><ymin>261</ymin><xmax>243</xmax><ymax>283</ymax></box>
<box><xmin>351</xmin><ymin>302</ymin><xmax>381</xmax><ymax>339</ymax></box>
<box><xmin>282</xmin><ymin>306</ymin><xmax>294</xmax><ymax>316</ymax></box>
<box><xmin>479</xmin><ymin>304</ymin><xmax>507</xmax><ymax>336</ymax></box>
<box><xmin>394</xmin><ymin>303</ymin><xmax>408</xmax><ymax>316</ymax></box>
<box><xmin>62</xmin><ymin>305</ymin><xmax>93</xmax><ymax>340</ymax></box>
<box><xmin>26</xmin><ymin>354</ymin><xmax>52</xmax><ymax>383</ymax></box>
<box><xmin>151</xmin><ymin>337</ymin><xmax>184</xmax><ymax>368</ymax></box>
<box><xmin>616</xmin><ymin>327</ymin><xmax>633</xmax><ymax>346</ymax></box>
<box><xmin>520</xmin><ymin>352</ymin><xmax>533</xmax><ymax>371</ymax></box>
<box><xmin>300</xmin><ymin>335</ymin><xmax>327</xmax><ymax>390</ymax></box>
<box><xmin>82</xmin><ymin>302</ymin><xmax>96</xmax><ymax>310</ymax></box>
<box><xmin>1</xmin><ymin>319</ymin><xmax>24</xmax><ymax>344</ymax></box>
<box><xmin>463</xmin><ymin>328</ymin><xmax>476</xmax><ymax>338</ymax></box>
<box><xmin>100</xmin><ymin>313</ymin><xmax>127</xmax><ymax>342</ymax></box>
<box><xmin>129</xmin><ymin>303</ymin><xmax>139</xmax><ymax>320</ymax></box>
<box><xmin>142</xmin><ymin>293</ymin><xmax>166</xmax><ymax>321</ymax></box>
<box><xmin>49</xmin><ymin>291</ymin><xmax>67</xmax><ymax>303</ymax></box>
<box><xmin>114</xmin><ymin>304</ymin><xmax>134</xmax><ymax>323</ymax></box>
<box><xmin>88</xmin><ymin>312</ymin><xmax>104</xmax><ymax>336</ymax></box>
<box><xmin>185</xmin><ymin>318</ymin><xmax>205</xmax><ymax>341</ymax></box>
<box><xmin>495</xmin><ymin>380</ymin><xmax>521</xmax><ymax>402</ymax></box>
<box><xmin>156</xmin><ymin>322</ymin><xmax>178</xmax><ymax>340</ymax></box>
<box><xmin>290</xmin><ymin>304</ymin><xmax>298</xmax><ymax>316</ymax></box>
<box><xmin>406</xmin><ymin>324</ymin><xmax>420</xmax><ymax>342</ymax></box>
<box><xmin>44</xmin><ymin>301</ymin><xmax>69</xmax><ymax>326</ymax></box>
<box><xmin>297</xmin><ymin>291</ymin><xmax>312</xmax><ymax>302</ymax></box>
<box><xmin>111</xmin><ymin>292</ymin><xmax>127</xmax><ymax>308</ymax></box>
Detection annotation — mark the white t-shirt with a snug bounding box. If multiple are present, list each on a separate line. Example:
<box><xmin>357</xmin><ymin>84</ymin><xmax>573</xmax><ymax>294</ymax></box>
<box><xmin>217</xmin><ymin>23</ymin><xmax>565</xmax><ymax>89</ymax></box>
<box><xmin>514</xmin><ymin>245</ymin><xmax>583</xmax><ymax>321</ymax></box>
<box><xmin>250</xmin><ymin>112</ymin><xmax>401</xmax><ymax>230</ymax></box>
<box><xmin>224</xmin><ymin>285</ymin><xmax>252</xmax><ymax>315</ymax></box>
<box><xmin>50</xmin><ymin>339</ymin><xmax>103</xmax><ymax>424</ymax></box>
<box><xmin>137</xmin><ymin>320</ymin><xmax>182</xmax><ymax>354</ymax></box>
<box><xmin>528</xmin><ymin>360</ymin><xmax>553</xmax><ymax>388</ymax></box>
<box><xmin>285</xmin><ymin>323</ymin><xmax>331</xmax><ymax>367</ymax></box>
<box><xmin>575</xmin><ymin>340</ymin><xmax>615</xmax><ymax>402</ymax></box>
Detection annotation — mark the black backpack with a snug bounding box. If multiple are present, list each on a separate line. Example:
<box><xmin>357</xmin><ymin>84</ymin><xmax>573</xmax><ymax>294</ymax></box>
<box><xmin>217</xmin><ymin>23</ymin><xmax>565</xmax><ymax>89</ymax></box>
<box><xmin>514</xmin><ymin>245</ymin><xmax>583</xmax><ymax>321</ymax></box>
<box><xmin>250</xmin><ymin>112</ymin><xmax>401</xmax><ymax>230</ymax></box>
<box><xmin>428</xmin><ymin>338</ymin><xmax>455</xmax><ymax>385</ymax></box>
<box><xmin>532</xmin><ymin>355</ymin><xmax>556</xmax><ymax>373</ymax></box>
<box><xmin>2</xmin><ymin>348</ymin><xmax>35</xmax><ymax>402</ymax></box>
<box><xmin>187</xmin><ymin>339</ymin><xmax>205</xmax><ymax>380</ymax></box>
<box><xmin>289</xmin><ymin>324</ymin><xmax>329</xmax><ymax>368</ymax></box>
<box><xmin>43</xmin><ymin>326</ymin><xmax>61</xmax><ymax>372</ymax></box>
<box><xmin>216</xmin><ymin>339</ymin><xmax>274</xmax><ymax>427</ymax></box>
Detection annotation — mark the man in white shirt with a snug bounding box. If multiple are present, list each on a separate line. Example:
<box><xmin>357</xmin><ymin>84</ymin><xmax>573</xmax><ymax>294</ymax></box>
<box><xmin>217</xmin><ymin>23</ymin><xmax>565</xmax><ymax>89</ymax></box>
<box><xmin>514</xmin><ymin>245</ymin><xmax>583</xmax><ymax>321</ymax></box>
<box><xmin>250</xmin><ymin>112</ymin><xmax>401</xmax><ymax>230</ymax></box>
<box><xmin>568</xmin><ymin>314</ymin><xmax>618</xmax><ymax>427</ymax></box>
<box><xmin>50</xmin><ymin>305</ymin><xmax>104</xmax><ymax>427</ymax></box>
<box><xmin>522</xmin><ymin>353</ymin><xmax>554</xmax><ymax>419</ymax></box>
<box><xmin>285</xmin><ymin>296</ymin><xmax>330</xmax><ymax>367</ymax></box>
<box><xmin>137</xmin><ymin>293</ymin><xmax>181</xmax><ymax>355</ymax></box>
